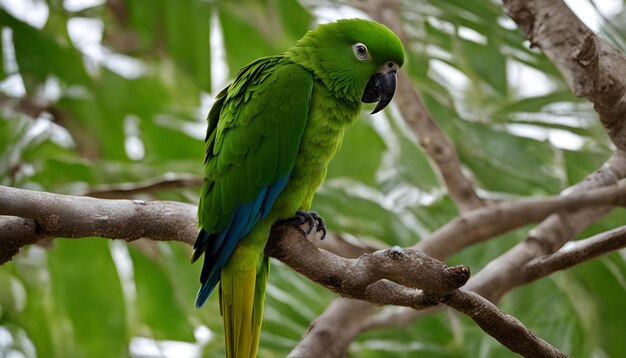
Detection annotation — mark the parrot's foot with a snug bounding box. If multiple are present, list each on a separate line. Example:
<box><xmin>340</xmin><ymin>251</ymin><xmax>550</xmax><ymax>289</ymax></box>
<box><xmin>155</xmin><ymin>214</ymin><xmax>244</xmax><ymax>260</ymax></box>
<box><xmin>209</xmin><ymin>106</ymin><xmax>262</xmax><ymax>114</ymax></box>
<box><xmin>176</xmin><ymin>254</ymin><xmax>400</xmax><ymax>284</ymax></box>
<box><xmin>285</xmin><ymin>210</ymin><xmax>327</xmax><ymax>240</ymax></box>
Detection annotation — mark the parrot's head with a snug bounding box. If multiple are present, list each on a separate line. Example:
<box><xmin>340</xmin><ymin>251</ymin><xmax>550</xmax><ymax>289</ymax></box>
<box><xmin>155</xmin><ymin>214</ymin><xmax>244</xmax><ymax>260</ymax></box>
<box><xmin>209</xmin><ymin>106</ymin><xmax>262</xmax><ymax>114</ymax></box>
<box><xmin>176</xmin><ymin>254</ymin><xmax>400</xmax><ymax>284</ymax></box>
<box><xmin>285</xmin><ymin>18</ymin><xmax>405</xmax><ymax>114</ymax></box>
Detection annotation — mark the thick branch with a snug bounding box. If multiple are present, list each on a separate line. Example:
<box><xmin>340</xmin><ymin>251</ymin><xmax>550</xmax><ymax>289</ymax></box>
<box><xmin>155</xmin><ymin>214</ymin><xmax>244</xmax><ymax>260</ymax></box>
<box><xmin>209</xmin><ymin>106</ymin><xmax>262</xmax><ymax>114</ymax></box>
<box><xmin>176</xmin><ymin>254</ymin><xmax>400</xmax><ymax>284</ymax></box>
<box><xmin>0</xmin><ymin>185</ymin><xmax>197</xmax><ymax>260</ymax></box>
<box><xmin>1</xmin><ymin>185</ymin><xmax>470</xmax><ymax>304</ymax></box>
<box><xmin>269</xmin><ymin>226</ymin><xmax>567</xmax><ymax>357</ymax></box>
<box><xmin>504</xmin><ymin>0</ymin><xmax>626</xmax><ymax>149</ymax></box>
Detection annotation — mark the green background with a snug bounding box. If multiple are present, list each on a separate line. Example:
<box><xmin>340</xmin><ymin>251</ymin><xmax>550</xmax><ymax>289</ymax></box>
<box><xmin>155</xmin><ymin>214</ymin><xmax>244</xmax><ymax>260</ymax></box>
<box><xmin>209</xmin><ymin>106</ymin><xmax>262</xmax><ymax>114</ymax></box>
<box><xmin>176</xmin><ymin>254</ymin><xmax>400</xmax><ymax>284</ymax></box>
<box><xmin>1</xmin><ymin>0</ymin><xmax>625</xmax><ymax>357</ymax></box>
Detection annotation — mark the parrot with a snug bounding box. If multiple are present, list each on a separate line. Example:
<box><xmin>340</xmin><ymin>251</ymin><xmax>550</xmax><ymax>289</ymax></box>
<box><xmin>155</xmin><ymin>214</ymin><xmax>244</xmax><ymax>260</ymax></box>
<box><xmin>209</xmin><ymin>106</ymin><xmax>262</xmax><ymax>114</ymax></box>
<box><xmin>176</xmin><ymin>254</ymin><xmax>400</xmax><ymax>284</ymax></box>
<box><xmin>191</xmin><ymin>18</ymin><xmax>404</xmax><ymax>357</ymax></box>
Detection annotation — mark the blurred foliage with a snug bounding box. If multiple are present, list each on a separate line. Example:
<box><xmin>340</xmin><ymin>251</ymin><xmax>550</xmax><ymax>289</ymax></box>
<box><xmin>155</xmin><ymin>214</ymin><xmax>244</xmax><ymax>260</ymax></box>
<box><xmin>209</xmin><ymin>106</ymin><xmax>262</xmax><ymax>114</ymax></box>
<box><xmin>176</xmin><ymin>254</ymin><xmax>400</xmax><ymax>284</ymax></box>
<box><xmin>0</xmin><ymin>0</ymin><xmax>625</xmax><ymax>357</ymax></box>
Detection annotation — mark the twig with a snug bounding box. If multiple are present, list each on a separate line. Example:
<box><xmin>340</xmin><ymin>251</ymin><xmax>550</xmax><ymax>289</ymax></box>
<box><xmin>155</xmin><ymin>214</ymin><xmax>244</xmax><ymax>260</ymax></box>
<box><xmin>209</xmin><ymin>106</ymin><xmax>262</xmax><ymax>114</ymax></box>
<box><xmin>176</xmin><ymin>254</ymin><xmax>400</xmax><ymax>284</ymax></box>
<box><xmin>0</xmin><ymin>93</ymin><xmax>49</xmax><ymax>118</ymax></box>
<box><xmin>524</xmin><ymin>225</ymin><xmax>626</xmax><ymax>282</ymax></box>
<box><xmin>85</xmin><ymin>176</ymin><xmax>203</xmax><ymax>199</ymax></box>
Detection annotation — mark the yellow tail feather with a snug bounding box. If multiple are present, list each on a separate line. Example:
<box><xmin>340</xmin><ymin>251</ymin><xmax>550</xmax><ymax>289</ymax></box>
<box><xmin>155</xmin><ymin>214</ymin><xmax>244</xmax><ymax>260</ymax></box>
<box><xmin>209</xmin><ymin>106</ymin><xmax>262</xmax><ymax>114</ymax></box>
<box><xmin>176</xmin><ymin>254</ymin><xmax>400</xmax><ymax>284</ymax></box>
<box><xmin>220</xmin><ymin>251</ymin><xmax>269</xmax><ymax>358</ymax></box>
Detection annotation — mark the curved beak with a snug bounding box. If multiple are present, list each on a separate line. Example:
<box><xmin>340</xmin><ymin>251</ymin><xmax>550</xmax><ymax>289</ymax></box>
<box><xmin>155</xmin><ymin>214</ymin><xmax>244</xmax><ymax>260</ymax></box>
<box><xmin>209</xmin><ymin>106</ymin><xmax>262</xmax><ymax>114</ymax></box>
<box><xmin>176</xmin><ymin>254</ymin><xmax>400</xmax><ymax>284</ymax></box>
<box><xmin>361</xmin><ymin>63</ymin><xmax>398</xmax><ymax>114</ymax></box>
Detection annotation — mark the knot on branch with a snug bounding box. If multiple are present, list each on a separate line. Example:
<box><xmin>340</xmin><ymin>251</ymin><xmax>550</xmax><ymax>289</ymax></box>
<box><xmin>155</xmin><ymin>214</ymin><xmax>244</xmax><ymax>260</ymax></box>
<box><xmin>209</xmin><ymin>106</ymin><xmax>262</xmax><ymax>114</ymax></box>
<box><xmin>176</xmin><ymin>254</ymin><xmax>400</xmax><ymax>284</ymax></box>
<box><xmin>573</xmin><ymin>33</ymin><xmax>597</xmax><ymax>68</ymax></box>
<box><xmin>444</xmin><ymin>265</ymin><xmax>472</xmax><ymax>287</ymax></box>
<box><xmin>386</xmin><ymin>245</ymin><xmax>405</xmax><ymax>260</ymax></box>
<box><xmin>348</xmin><ymin>247</ymin><xmax>470</xmax><ymax>299</ymax></box>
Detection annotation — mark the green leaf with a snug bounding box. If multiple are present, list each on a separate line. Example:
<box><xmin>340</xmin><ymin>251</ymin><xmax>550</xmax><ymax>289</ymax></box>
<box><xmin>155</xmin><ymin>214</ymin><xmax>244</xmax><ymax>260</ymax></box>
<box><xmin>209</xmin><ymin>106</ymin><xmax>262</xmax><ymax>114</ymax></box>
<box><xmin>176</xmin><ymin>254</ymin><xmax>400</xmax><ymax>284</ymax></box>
<box><xmin>570</xmin><ymin>254</ymin><xmax>626</xmax><ymax>357</ymax></box>
<box><xmin>6</xmin><ymin>256</ymin><xmax>62</xmax><ymax>358</ymax></box>
<box><xmin>0</xmin><ymin>10</ymin><xmax>88</xmax><ymax>90</ymax></box>
<box><xmin>129</xmin><ymin>244</ymin><xmax>195</xmax><ymax>341</ymax></box>
<box><xmin>387</xmin><ymin>116</ymin><xmax>440</xmax><ymax>192</ymax></box>
<box><xmin>260</xmin><ymin>260</ymin><xmax>334</xmax><ymax>355</ymax></box>
<box><xmin>492</xmin><ymin>91</ymin><xmax>580</xmax><ymax>118</ymax></box>
<box><xmin>163</xmin><ymin>0</ymin><xmax>212</xmax><ymax>92</ymax></box>
<box><xmin>562</xmin><ymin>149</ymin><xmax>610</xmax><ymax>186</ymax></box>
<box><xmin>218</xmin><ymin>5</ymin><xmax>276</xmax><ymax>74</ymax></box>
<box><xmin>313</xmin><ymin>185</ymin><xmax>419</xmax><ymax>246</ymax></box>
<box><xmin>126</xmin><ymin>0</ymin><xmax>212</xmax><ymax>91</ymax></box>
<box><xmin>456</xmin><ymin>38</ymin><xmax>507</xmax><ymax>96</ymax></box>
<box><xmin>47</xmin><ymin>238</ymin><xmax>128</xmax><ymax>358</ymax></box>
<box><xmin>218</xmin><ymin>0</ymin><xmax>311</xmax><ymax>74</ymax></box>
<box><xmin>454</xmin><ymin>120</ymin><xmax>563</xmax><ymax>195</ymax></box>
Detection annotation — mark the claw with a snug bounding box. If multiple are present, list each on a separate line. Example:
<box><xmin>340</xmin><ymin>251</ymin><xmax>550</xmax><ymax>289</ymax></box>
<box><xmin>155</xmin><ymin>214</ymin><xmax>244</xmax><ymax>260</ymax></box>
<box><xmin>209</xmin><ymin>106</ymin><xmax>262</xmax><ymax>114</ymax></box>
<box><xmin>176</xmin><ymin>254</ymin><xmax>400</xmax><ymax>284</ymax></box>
<box><xmin>283</xmin><ymin>210</ymin><xmax>327</xmax><ymax>240</ymax></box>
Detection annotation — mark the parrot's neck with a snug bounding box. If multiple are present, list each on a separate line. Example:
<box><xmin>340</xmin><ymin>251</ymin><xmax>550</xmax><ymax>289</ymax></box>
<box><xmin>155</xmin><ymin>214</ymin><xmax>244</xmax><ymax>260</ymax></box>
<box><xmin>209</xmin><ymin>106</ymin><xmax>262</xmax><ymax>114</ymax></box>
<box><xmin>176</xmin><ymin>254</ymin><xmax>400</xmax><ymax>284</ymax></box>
<box><xmin>283</xmin><ymin>51</ymin><xmax>365</xmax><ymax>104</ymax></box>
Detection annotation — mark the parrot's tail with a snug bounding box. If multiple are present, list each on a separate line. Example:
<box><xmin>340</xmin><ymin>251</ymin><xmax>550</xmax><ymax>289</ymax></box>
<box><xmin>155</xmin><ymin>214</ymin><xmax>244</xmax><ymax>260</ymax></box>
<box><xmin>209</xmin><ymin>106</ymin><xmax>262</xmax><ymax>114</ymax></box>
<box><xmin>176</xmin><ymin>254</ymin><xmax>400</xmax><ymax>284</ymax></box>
<box><xmin>220</xmin><ymin>252</ymin><xmax>270</xmax><ymax>358</ymax></box>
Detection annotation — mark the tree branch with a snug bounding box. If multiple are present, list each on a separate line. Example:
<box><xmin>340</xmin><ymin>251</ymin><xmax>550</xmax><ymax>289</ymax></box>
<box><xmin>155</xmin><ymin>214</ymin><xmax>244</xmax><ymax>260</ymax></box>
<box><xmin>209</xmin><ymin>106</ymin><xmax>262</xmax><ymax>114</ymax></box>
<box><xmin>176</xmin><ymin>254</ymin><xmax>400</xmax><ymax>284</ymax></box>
<box><xmin>2</xmin><ymin>185</ymin><xmax>470</xmax><ymax>306</ymax></box>
<box><xmin>268</xmin><ymin>227</ymin><xmax>567</xmax><ymax>357</ymax></box>
<box><xmin>418</xmin><ymin>177</ymin><xmax>626</xmax><ymax>260</ymax></box>
<box><xmin>524</xmin><ymin>225</ymin><xmax>626</xmax><ymax>283</ymax></box>
<box><xmin>0</xmin><ymin>185</ymin><xmax>197</xmax><ymax>261</ymax></box>
<box><xmin>267</xmin><ymin>225</ymin><xmax>470</xmax><ymax>305</ymax></box>
<box><xmin>0</xmin><ymin>185</ymin><xmax>570</xmax><ymax>357</ymax></box>
<box><xmin>504</xmin><ymin>0</ymin><xmax>626</xmax><ymax>149</ymax></box>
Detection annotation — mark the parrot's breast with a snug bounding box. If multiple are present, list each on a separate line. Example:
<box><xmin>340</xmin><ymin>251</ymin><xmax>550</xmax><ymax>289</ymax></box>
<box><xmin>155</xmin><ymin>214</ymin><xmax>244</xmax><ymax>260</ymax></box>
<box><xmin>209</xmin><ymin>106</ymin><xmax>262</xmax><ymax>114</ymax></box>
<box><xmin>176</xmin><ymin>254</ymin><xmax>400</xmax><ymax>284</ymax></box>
<box><xmin>271</xmin><ymin>81</ymin><xmax>361</xmax><ymax>216</ymax></box>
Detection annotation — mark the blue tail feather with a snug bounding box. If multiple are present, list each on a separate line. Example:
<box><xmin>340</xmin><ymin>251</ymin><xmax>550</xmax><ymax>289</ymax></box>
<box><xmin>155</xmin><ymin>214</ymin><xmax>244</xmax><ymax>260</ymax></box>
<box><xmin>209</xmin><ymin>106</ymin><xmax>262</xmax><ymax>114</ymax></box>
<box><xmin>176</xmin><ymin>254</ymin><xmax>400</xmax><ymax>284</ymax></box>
<box><xmin>195</xmin><ymin>175</ymin><xmax>289</xmax><ymax>308</ymax></box>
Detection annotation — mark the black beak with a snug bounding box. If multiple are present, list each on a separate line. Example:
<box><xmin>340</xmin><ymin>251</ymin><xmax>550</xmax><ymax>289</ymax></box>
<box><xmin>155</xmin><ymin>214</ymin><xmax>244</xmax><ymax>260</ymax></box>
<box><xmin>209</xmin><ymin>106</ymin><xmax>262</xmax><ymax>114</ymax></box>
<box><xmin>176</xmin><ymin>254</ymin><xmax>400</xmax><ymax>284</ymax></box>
<box><xmin>361</xmin><ymin>70</ymin><xmax>397</xmax><ymax>114</ymax></box>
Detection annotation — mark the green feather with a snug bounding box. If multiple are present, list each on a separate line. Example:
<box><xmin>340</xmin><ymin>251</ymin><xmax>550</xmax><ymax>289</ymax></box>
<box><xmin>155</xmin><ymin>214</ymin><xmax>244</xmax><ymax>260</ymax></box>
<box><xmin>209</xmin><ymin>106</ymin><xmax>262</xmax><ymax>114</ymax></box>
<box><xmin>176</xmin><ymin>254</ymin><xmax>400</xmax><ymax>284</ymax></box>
<box><xmin>199</xmin><ymin>58</ymin><xmax>314</xmax><ymax>233</ymax></box>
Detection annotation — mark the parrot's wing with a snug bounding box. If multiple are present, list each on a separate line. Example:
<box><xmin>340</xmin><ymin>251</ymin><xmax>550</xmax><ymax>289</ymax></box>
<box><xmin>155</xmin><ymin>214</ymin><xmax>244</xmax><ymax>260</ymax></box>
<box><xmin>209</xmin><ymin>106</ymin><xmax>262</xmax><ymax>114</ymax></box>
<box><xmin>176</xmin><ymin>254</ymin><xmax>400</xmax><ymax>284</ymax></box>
<box><xmin>194</xmin><ymin>56</ymin><xmax>313</xmax><ymax>307</ymax></box>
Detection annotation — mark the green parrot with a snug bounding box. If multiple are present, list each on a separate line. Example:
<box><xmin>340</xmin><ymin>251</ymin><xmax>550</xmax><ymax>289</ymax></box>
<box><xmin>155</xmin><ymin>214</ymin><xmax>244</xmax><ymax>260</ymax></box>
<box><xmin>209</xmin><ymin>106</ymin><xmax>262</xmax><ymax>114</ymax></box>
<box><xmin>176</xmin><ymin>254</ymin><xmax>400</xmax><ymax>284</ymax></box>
<box><xmin>192</xmin><ymin>18</ymin><xmax>404</xmax><ymax>357</ymax></box>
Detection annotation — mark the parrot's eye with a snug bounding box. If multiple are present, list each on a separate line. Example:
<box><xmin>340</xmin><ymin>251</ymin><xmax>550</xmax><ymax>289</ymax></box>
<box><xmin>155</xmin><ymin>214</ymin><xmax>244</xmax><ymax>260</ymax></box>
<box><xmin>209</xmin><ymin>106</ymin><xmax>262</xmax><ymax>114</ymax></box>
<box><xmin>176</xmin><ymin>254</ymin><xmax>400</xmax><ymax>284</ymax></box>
<box><xmin>352</xmin><ymin>43</ymin><xmax>370</xmax><ymax>60</ymax></box>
